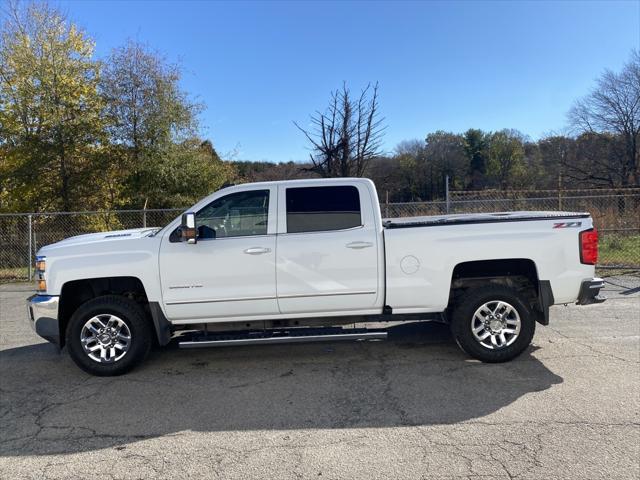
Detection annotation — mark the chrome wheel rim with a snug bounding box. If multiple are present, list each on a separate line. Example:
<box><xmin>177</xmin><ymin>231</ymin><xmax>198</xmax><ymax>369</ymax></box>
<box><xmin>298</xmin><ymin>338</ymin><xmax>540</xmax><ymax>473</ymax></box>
<box><xmin>80</xmin><ymin>314</ymin><xmax>131</xmax><ymax>363</ymax></box>
<box><xmin>471</xmin><ymin>300</ymin><xmax>521</xmax><ymax>350</ymax></box>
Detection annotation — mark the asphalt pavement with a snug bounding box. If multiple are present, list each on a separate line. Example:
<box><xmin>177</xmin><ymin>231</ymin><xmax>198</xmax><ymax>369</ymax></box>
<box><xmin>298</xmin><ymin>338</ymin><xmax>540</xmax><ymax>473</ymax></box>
<box><xmin>0</xmin><ymin>278</ymin><xmax>638</xmax><ymax>479</ymax></box>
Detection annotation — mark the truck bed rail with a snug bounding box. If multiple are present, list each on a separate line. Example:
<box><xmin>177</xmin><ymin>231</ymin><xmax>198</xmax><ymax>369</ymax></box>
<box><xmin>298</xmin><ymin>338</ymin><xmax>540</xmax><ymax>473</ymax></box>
<box><xmin>383</xmin><ymin>211</ymin><xmax>590</xmax><ymax>229</ymax></box>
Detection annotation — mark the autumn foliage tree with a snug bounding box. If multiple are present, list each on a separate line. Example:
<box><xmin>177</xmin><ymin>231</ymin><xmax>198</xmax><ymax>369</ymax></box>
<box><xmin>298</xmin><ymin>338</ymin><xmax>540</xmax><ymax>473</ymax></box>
<box><xmin>0</xmin><ymin>1</ymin><xmax>104</xmax><ymax>212</ymax></box>
<box><xmin>0</xmin><ymin>2</ymin><xmax>234</xmax><ymax>213</ymax></box>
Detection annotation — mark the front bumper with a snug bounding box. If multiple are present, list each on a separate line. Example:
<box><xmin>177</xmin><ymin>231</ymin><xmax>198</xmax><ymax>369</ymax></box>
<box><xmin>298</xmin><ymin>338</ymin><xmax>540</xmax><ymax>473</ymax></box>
<box><xmin>576</xmin><ymin>278</ymin><xmax>606</xmax><ymax>305</ymax></box>
<box><xmin>27</xmin><ymin>294</ymin><xmax>61</xmax><ymax>346</ymax></box>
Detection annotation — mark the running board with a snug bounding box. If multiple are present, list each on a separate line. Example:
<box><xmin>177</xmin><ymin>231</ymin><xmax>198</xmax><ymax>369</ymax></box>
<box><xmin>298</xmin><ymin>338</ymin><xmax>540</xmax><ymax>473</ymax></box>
<box><xmin>178</xmin><ymin>327</ymin><xmax>387</xmax><ymax>349</ymax></box>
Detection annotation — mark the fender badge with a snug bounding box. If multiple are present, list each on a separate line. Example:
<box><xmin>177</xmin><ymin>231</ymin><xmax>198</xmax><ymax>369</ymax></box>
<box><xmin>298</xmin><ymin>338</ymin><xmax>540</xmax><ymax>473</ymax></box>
<box><xmin>553</xmin><ymin>222</ymin><xmax>582</xmax><ymax>228</ymax></box>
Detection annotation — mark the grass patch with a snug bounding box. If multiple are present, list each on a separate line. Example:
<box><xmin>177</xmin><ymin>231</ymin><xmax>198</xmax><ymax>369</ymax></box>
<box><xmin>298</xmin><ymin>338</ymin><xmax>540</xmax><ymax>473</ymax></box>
<box><xmin>599</xmin><ymin>234</ymin><xmax>640</xmax><ymax>267</ymax></box>
<box><xmin>0</xmin><ymin>267</ymin><xmax>29</xmax><ymax>283</ymax></box>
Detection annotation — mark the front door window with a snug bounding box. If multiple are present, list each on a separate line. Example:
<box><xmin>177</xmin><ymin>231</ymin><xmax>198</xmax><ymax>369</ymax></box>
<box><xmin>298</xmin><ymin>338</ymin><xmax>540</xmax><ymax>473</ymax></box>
<box><xmin>197</xmin><ymin>190</ymin><xmax>270</xmax><ymax>239</ymax></box>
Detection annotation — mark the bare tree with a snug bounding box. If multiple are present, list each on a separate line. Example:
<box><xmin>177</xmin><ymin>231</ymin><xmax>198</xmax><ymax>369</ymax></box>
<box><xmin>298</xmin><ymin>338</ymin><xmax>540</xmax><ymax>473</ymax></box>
<box><xmin>568</xmin><ymin>50</ymin><xmax>640</xmax><ymax>186</ymax></box>
<box><xmin>295</xmin><ymin>83</ymin><xmax>385</xmax><ymax>177</ymax></box>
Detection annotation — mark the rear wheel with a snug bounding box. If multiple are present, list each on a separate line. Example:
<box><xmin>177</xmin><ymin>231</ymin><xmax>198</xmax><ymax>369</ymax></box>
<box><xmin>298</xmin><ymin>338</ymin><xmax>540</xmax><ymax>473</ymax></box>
<box><xmin>450</xmin><ymin>286</ymin><xmax>535</xmax><ymax>363</ymax></box>
<box><xmin>66</xmin><ymin>295</ymin><xmax>153</xmax><ymax>376</ymax></box>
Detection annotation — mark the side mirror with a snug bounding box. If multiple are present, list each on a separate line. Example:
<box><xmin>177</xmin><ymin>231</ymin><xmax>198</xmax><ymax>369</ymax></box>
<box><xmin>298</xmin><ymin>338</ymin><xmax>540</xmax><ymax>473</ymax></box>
<box><xmin>181</xmin><ymin>212</ymin><xmax>197</xmax><ymax>244</ymax></box>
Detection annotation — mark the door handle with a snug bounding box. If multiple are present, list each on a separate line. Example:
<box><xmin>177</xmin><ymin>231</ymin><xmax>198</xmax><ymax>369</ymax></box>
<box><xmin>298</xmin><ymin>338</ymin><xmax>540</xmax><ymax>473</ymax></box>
<box><xmin>243</xmin><ymin>247</ymin><xmax>271</xmax><ymax>255</ymax></box>
<box><xmin>346</xmin><ymin>241</ymin><xmax>374</xmax><ymax>249</ymax></box>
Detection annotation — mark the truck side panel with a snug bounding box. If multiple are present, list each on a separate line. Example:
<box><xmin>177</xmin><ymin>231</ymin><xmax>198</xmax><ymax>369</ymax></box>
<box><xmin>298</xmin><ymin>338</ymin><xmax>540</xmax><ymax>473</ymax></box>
<box><xmin>43</xmin><ymin>238</ymin><xmax>163</xmax><ymax>302</ymax></box>
<box><xmin>383</xmin><ymin>217</ymin><xmax>596</xmax><ymax>313</ymax></box>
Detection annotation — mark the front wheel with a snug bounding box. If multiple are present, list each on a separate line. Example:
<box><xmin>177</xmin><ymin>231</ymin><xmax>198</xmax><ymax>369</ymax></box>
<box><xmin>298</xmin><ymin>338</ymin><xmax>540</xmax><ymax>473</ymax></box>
<box><xmin>450</xmin><ymin>286</ymin><xmax>535</xmax><ymax>363</ymax></box>
<box><xmin>66</xmin><ymin>295</ymin><xmax>153</xmax><ymax>376</ymax></box>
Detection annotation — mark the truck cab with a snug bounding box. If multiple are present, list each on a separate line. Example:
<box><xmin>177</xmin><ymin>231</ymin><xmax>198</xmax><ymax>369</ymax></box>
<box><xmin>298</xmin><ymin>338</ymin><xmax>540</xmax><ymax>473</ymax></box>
<box><xmin>161</xmin><ymin>179</ymin><xmax>384</xmax><ymax>321</ymax></box>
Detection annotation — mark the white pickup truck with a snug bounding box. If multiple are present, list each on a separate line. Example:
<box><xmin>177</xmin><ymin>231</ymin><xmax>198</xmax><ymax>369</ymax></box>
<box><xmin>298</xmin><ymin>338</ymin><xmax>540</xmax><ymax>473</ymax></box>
<box><xmin>27</xmin><ymin>178</ymin><xmax>605</xmax><ymax>375</ymax></box>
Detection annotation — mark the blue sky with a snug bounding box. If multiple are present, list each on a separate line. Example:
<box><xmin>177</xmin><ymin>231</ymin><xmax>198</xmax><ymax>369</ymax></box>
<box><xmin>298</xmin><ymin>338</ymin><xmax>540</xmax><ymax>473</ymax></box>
<box><xmin>55</xmin><ymin>0</ymin><xmax>639</xmax><ymax>162</ymax></box>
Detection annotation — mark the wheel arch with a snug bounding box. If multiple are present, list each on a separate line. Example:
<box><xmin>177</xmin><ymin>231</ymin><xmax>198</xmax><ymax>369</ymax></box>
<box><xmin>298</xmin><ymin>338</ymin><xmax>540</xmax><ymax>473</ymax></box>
<box><xmin>58</xmin><ymin>276</ymin><xmax>171</xmax><ymax>348</ymax></box>
<box><xmin>449</xmin><ymin>258</ymin><xmax>554</xmax><ymax>325</ymax></box>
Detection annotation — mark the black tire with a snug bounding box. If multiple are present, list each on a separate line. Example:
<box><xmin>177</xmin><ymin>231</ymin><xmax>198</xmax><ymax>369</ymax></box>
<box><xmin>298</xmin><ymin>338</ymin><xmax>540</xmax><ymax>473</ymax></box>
<box><xmin>66</xmin><ymin>295</ymin><xmax>153</xmax><ymax>376</ymax></box>
<box><xmin>449</xmin><ymin>285</ymin><xmax>535</xmax><ymax>363</ymax></box>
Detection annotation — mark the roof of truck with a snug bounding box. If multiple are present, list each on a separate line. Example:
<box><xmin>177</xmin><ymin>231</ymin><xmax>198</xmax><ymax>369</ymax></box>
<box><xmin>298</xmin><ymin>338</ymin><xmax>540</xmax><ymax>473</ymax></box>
<box><xmin>223</xmin><ymin>177</ymin><xmax>372</xmax><ymax>189</ymax></box>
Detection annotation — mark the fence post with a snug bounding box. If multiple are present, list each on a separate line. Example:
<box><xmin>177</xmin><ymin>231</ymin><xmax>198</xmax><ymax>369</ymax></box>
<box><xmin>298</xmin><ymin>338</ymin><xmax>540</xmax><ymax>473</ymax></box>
<box><xmin>558</xmin><ymin>187</ymin><xmax>562</xmax><ymax>210</ymax></box>
<box><xmin>385</xmin><ymin>191</ymin><xmax>389</xmax><ymax>218</ymax></box>
<box><xmin>142</xmin><ymin>198</ymin><xmax>148</xmax><ymax>228</ymax></box>
<box><xmin>445</xmin><ymin>175</ymin><xmax>450</xmax><ymax>214</ymax></box>
<box><xmin>557</xmin><ymin>169</ymin><xmax>562</xmax><ymax>210</ymax></box>
<box><xmin>27</xmin><ymin>214</ymin><xmax>33</xmax><ymax>281</ymax></box>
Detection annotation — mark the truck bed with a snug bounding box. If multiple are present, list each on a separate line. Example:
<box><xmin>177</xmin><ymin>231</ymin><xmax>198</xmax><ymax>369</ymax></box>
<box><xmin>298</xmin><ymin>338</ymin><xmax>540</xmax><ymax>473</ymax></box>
<box><xmin>383</xmin><ymin>211</ymin><xmax>590</xmax><ymax>229</ymax></box>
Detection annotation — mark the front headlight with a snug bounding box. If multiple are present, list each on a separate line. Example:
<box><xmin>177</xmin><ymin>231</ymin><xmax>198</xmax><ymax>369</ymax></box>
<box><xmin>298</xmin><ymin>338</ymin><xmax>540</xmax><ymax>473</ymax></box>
<box><xmin>35</xmin><ymin>256</ymin><xmax>46</xmax><ymax>292</ymax></box>
<box><xmin>36</xmin><ymin>257</ymin><xmax>46</xmax><ymax>272</ymax></box>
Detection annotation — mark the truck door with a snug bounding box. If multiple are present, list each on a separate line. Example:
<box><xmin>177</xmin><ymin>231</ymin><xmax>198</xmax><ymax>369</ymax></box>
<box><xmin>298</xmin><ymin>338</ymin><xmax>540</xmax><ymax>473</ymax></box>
<box><xmin>159</xmin><ymin>187</ymin><xmax>278</xmax><ymax>321</ymax></box>
<box><xmin>276</xmin><ymin>183</ymin><xmax>380</xmax><ymax>314</ymax></box>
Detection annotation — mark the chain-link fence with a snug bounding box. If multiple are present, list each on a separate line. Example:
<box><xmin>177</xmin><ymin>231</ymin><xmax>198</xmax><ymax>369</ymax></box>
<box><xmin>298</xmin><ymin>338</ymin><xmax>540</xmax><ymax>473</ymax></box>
<box><xmin>0</xmin><ymin>209</ymin><xmax>183</xmax><ymax>282</ymax></box>
<box><xmin>2</xmin><ymin>189</ymin><xmax>639</xmax><ymax>282</ymax></box>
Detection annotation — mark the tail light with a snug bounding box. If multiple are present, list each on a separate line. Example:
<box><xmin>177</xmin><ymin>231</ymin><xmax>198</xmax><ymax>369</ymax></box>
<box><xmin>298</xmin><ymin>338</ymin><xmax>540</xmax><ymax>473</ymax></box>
<box><xmin>580</xmin><ymin>228</ymin><xmax>598</xmax><ymax>265</ymax></box>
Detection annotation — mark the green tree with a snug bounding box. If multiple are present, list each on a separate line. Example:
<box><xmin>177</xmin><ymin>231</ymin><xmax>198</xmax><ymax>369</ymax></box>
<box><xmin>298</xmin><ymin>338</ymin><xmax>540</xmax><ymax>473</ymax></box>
<box><xmin>139</xmin><ymin>139</ymin><xmax>234</xmax><ymax>208</ymax></box>
<box><xmin>486</xmin><ymin>130</ymin><xmax>527</xmax><ymax>189</ymax></box>
<box><xmin>463</xmin><ymin>129</ymin><xmax>489</xmax><ymax>189</ymax></box>
<box><xmin>424</xmin><ymin>131</ymin><xmax>468</xmax><ymax>195</ymax></box>
<box><xmin>0</xmin><ymin>1</ymin><xmax>104</xmax><ymax>212</ymax></box>
<box><xmin>393</xmin><ymin>140</ymin><xmax>428</xmax><ymax>200</ymax></box>
<box><xmin>100</xmin><ymin>40</ymin><xmax>213</xmax><ymax>207</ymax></box>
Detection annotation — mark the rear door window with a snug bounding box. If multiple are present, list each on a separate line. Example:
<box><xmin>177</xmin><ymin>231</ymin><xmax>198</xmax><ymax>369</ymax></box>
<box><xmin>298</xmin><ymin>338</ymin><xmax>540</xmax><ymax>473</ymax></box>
<box><xmin>286</xmin><ymin>186</ymin><xmax>361</xmax><ymax>233</ymax></box>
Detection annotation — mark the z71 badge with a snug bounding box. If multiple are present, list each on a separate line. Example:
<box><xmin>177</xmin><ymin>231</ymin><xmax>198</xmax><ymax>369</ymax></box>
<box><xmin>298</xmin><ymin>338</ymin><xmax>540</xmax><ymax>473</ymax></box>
<box><xmin>553</xmin><ymin>222</ymin><xmax>582</xmax><ymax>228</ymax></box>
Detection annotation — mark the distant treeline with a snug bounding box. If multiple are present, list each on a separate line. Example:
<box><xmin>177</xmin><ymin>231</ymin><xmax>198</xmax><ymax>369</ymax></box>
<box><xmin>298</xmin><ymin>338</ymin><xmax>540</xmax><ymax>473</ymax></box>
<box><xmin>234</xmin><ymin>127</ymin><xmax>639</xmax><ymax>203</ymax></box>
